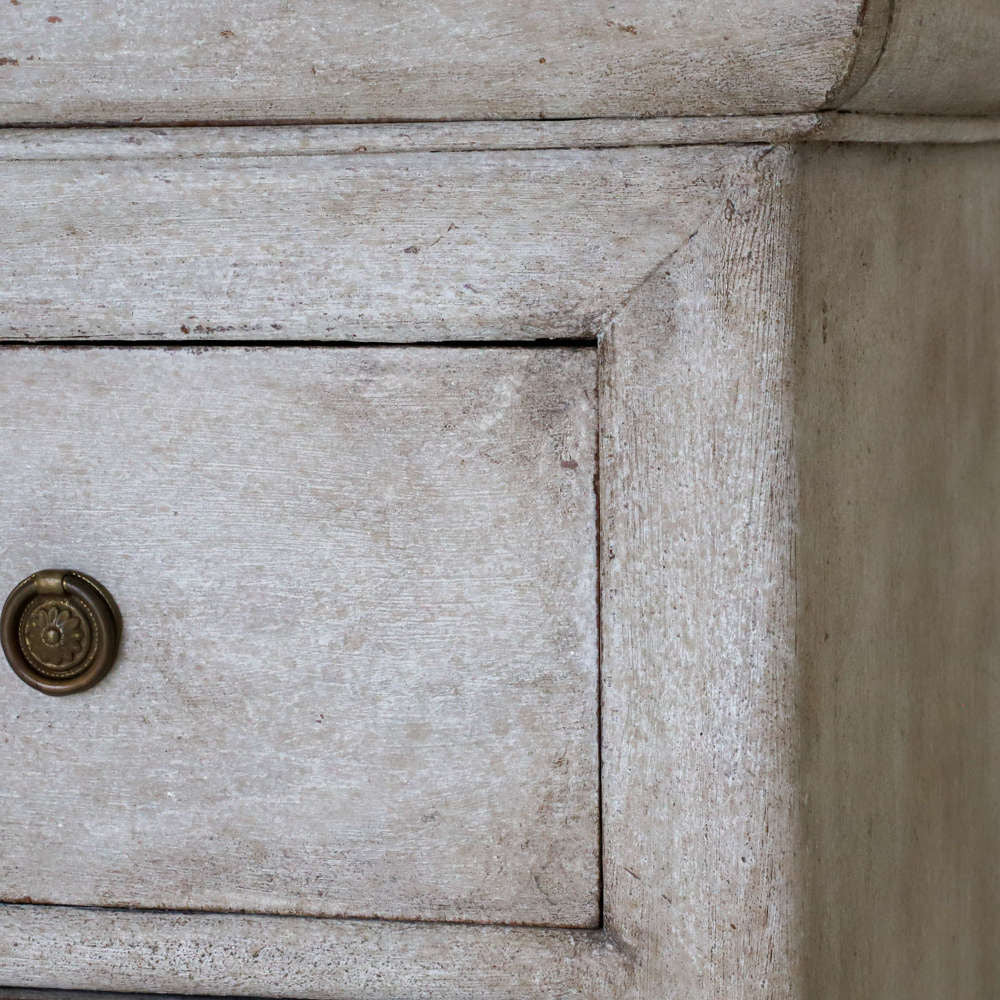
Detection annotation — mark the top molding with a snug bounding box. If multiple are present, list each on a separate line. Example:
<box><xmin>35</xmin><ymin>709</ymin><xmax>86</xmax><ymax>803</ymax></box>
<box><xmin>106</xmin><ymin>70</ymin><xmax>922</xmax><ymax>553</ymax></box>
<box><xmin>0</xmin><ymin>0</ymin><xmax>997</xmax><ymax>125</ymax></box>
<box><xmin>838</xmin><ymin>0</ymin><xmax>1000</xmax><ymax>113</ymax></box>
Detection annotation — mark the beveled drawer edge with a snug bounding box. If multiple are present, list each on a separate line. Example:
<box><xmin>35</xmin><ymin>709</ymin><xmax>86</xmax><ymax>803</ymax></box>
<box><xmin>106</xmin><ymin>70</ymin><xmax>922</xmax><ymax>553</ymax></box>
<box><xmin>0</xmin><ymin>989</ymin><xmax>253</xmax><ymax>1000</ymax></box>
<box><xmin>0</xmin><ymin>902</ymin><xmax>624</xmax><ymax>999</ymax></box>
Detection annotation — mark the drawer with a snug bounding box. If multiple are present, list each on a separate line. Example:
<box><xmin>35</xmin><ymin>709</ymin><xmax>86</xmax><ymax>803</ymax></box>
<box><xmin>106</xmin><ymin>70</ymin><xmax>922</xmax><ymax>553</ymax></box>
<box><xmin>0</xmin><ymin>345</ymin><xmax>598</xmax><ymax>927</ymax></box>
<box><xmin>0</xmin><ymin>139</ymin><xmax>712</xmax><ymax>996</ymax></box>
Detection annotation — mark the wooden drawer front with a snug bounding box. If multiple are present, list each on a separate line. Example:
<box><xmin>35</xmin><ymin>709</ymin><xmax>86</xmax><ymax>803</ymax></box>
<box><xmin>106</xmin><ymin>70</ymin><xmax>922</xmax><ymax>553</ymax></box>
<box><xmin>0</xmin><ymin>346</ymin><xmax>599</xmax><ymax>928</ymax></box>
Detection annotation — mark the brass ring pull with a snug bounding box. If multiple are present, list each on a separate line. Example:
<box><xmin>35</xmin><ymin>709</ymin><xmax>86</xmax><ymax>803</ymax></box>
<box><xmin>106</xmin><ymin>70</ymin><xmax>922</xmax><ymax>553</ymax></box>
<box><xmin>1</xmin><ymin>570</ymin><xmax>122</xmax><ymax>695</ymax></box>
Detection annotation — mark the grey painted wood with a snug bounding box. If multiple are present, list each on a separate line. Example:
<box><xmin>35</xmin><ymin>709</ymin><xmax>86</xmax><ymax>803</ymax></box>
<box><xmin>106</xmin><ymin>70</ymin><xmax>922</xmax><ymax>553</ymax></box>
<box><xmin>0</xmin><ymin>906</ymin><xmax>623</xmax><ymax>998</ymax></box>
<box><xmin>0</xmin><ymin>142</ymin><xmax>773</xmax><ymax>997</ymax></box>
<box><xmin>0</xmin><ymin>990</ymin><xmax>243</xmax><ymax>1000</ymax></box>
<box><xmin>809</xmin><ymin>113</ymin><xmax>1000</xmax><ymax>144</ymax></box>
<box><xmin>844</xmin><ymin>0</ymin><xmax>1000</xmax><ymax>114</ymax></box>
<box><xmin>0</xmin><ymin>0</ymin><xmax>865</xmax><ymax>124</ymax></box>
<box><xmin>0</xmin><ymin>991</ymin><xmax>240</xmax><ymax>1000</ymax></box>
<box><xmin>0</xmin><ymin>346</ymin><xmax>600</xmax><ymax>928</ymax></box>
<box><xmin>598</xmin><ymin>141</ymin><xmax>1000</xmax><ymax>998</ymax></box>
<box><xmin>5</xmin><ymin>115</ymin><xmax>1000</xmax><ymax>169</ymax></box>
<box><xmin>0</xmin><ymin>147</ymin><xmax>731</xmax><ymax>343</ymax></box>
<box><xmin>4</xmin><ymin>0</ymin><xmax>995</xmax><ymax>122</ymax></box>
<box><xmin>599</xmin><ymin>145</ymin><xmax>804</xmax><ymax>997</ymax></box>
<box><xmin>796</xmin><ymin>143</ymin><xmax>1000</xmax><ymax>999</ymax></box>
<box><xmin>0</xmin><ymin>116</ymin><xmax>828</xmax><ymax>162</ymax></box>
<box><xmin>1</xmin><ymin>139</ymin><xmax>998</xmax><ymax>997</ymax></box>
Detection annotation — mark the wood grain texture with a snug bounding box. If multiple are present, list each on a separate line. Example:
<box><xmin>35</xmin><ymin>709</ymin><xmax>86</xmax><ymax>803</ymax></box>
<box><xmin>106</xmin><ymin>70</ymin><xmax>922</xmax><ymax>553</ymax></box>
<box><xmin>0</xmin><ymin>143</ymin><xmax>787</xmax><ymax>995</ymax></box>
<box><xmin>0</xmin><ymin>117</ymin><xmax>829</xmax><ymax>161</ymax></box>
<box><xmin>0</xmin><ymin>147</ymin><xmax>736</xmax><ymax>343</ymax></box>
<box><xmin>3</xmin><ymin>140</ymin><xmax>998</xmax><ymax>996</ymax></box>
<box><xmin>0</xmin><ymin>346</ymin><xmax>600</xmax><ymax>928</ymax></box>
<box><xmin>0</xmin><ymin>0</ymin><xmax>865</xmax><ymax>124</ymax></box>
<box><xmin>0</xmin><ymin>992</ymin><xmax>217</xmax><ymax>1000</ymax></box>
<box><xmin>599</xmin><ymin>145</ymin><xmax>804</xmax><ymax>997</ymax></box>
<box><xmin>0</xmin><ymin>991</ymin><xmax>230</xmax><ymax>1000</ymax></box>
<box><xmin>842</xmin><ymin>0</ymin><xmax>1000</xmax><ymax>114</ymax></box>
<box><xmin>796</xmin><ymin>143</ymin><xmax>1000</xmax><ymax>999</ymax></box>
<box><xmin>6</xmin><ymin>116</ymin><xmax>1000</xmax><ymax>169</ymax></box>
<box><xmin>0</xmin><ymin>905</ymin><xmax>625</xmax><ymax>999</ymax></box>
<box><xmin>599</xmin><ymin>139</ymin><xmax>1000</xmax><ymax>998</ymax></box>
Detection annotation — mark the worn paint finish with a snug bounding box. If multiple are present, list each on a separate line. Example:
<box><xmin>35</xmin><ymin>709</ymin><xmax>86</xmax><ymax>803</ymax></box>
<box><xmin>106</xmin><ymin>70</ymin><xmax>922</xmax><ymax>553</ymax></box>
<box><xmin>600</xmin><ymin>146</ymin><xmax>804</xmax><ymax>997</ymax></box>
<box><xmin>599</xmin><ymin>140</ymin><xmax>1000</xmax><ymax>999</ymax></box>
<box><xmin>0</xmin><ymin>147</ymin><xmax>735</xmax><ymax>343</ymax></box>
<box><xmin>0</xmin><ymin>905</ymin><xmax>625</xmax><ymax>999</ymax></box>
<box><xmin>0</xmin><ymin>0</ymin><xmax>864</xmax><ymax>124</ymax></box>
<box><xmin>796</xmin><ymin>143</ymin><xmax>1000</xmax><ymax>999</ymax></box>
<box><xmin>6</xmin><ymin>116</ymin><xmax>1000</xmax><ymax>168</ymax></box>
<box><xmin>0</xmin><ymin>117</ymin><xmax>830</xmax><ymax>162</ymax></box>
<box><xmin>2</xmin><ymin>0</ymin><xmax>997</xmax><ymax>122</ymax></box>
<box><xmin>843</xmin><ymin>0</ymin><xmax>1000</xmax><ymax>113</ymax></box>
<box><xmin>0</xmin><ymin>138</ymin><xmax>998</xmax><ymax>997</ymax></box>
<box><xmin>0</xmin><ymin>347</ymin><xmax>600</xmax><ymax>928</ymax></box>
<box><xmin>0</xmin><ymin>139</ymin><xmax>797</xmax><ymax>996</ymax></box>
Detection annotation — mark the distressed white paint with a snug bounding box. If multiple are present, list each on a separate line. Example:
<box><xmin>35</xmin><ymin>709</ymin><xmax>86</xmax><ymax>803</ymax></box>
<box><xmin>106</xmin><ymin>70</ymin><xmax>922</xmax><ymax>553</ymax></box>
<box><xmin>2</xmin><ymin>0</ymin><xmax>997</xmax><ymax>123</ymax></box>
<box><xmin>5</xmin><ymin>115</ymin><xmax>1000</xmax><ymax>167</ymax></box>
<box><xmin>0</xmin><ymin>0</ymin><xmax>864</xmax><ymax>123</ymax></box>
<box><xmin>0</xmin><ymin>117</ymin><xmax>829</xmax><ymax>161</ymax></box>
<box><xmin>0</xmin><ymin>346</ymin><xmax>600</xmax><ymax>928</ymax></box>
<box><xmin>596</xmin><ymin>139</ymin><xmax>1000</xmax><ymax>1000</ymax></box>
<box><xmin>0</xmin><ymin>147</ymin><xmax>732</xmax><ymax>343</ymax></box>
<box><xmin>0</xmin><ymin>906</ymin><xmax>623</xmax><ymax>999</ymax></box>
<box><xmin>0</xmin><ymin>137</ymin><xmax>998</xmax><ymax>998</ymax></box>
<box><xmin>600</xmin><ymin>145</ymin><xmax>804</xmax><ymax>997</ymax></box>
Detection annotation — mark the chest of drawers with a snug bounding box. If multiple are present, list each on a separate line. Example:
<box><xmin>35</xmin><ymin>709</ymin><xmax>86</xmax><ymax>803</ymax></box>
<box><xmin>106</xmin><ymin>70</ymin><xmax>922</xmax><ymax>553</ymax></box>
<box><xmin>1</xmin><ymin>4</ymin><xmax>999</xmax><ymax>999</ymax></box>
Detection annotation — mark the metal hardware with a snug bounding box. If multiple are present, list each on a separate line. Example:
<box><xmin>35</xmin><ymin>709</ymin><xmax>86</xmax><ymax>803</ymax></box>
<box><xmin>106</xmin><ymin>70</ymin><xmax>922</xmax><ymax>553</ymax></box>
<box><xmin>1</xmin><ymin>570</ymin><xmax>122</xmax><ymax>695</ymax></box>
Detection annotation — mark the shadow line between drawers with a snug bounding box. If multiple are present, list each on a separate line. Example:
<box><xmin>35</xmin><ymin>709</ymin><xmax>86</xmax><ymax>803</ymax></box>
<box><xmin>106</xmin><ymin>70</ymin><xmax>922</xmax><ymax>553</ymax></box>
<box><xmin>0</xmin><ymin>899</ymin><xmax>601</xmax><ymax>933</ymax></box>
<box><xmin>0</xmin><ymin>338</ymin><xmax>597</xmax><ymax>350</ymax></box>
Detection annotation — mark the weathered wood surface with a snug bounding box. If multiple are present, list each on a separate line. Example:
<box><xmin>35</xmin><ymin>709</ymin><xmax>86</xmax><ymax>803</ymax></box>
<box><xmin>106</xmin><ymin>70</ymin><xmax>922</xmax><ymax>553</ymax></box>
<box><xmin>0</xmin><ymin>0</ymin><xmax>865</xmax><ymax>124</ymax></box>
<box><xmin>0</xmin><ymin>991</ymin><xmax>214</xmax><ymax>1000</ymax></box>
<box><xmin>0</xmin><ymin>147</ymin><xmax>734</xmax><ymax>343</ymax></box>
<box><xmin>0</xmin><ymin>905</ymin><xmax>624</xmax><ymax>999</ymax></box>
<box><xmin>3</xmin><ymin>0</ymin><xmax>996</xmax><ymax>122</ymax></box>
<box><xmin>809</xmin><ymin>113</ymin><xmax>1000</xmax><ymax>145</ymax></box>
<box><xmin>6</xmin><ymin>116</ymin><xmax>1000</xmax><ymax>169</ymax></box>
<box><xmin>600</xmin><ymin>145</ymin><xmax>804</xmax><ymax>997</ymax></box>
<box><xmin>0</xmin><ymin>346</ymin><xmax>600</xmax><ymax>928</ymax></box>
<box><xmin>0</xmin><ymin>117</ymin><xmax>827</xmax><ymax>161</ymax></box>
<box><xmin>796</xmin><ymin>143</ymin><xmax>1000</xmax><ymax>998</ymax></box>
<box><xmin>0</xmin><ymin>991</ymin><xmax>232</xmax><ymax>1000</ymax></box>
<box><xmin>598</xmin><ymin>139</ymin><xmax>1000</xmax><ymax>998</ymax></box>
<box><xmin>2</xmin><ymin>140</ymin><xmax>999</xmax><ymax>997</ymax></box>
<box><xmin>844</xmin><ymin>0</ymin><xmax>1000</xmax><ymax>114</ymax></box>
